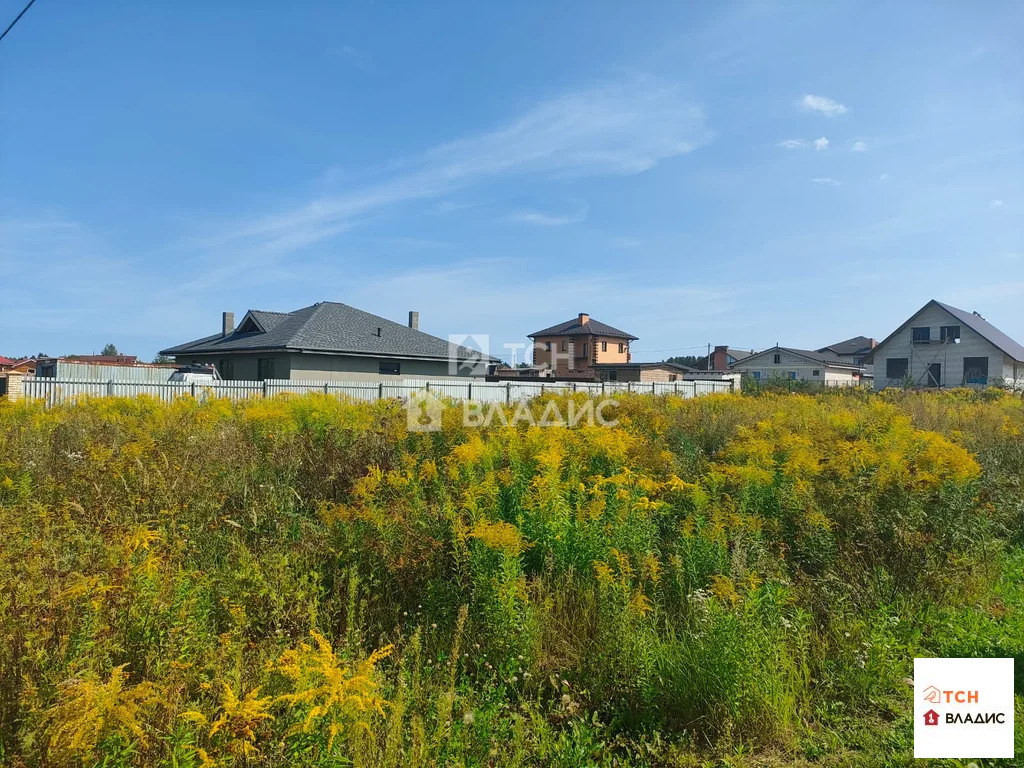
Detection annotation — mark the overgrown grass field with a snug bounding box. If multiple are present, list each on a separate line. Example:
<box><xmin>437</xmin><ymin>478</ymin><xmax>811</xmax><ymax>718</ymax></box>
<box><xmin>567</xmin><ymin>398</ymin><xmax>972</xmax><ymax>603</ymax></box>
<box><xmin>0</xmin><ymin>390</ymin><xmax>1021</xmax><ymax>766</ymax></box>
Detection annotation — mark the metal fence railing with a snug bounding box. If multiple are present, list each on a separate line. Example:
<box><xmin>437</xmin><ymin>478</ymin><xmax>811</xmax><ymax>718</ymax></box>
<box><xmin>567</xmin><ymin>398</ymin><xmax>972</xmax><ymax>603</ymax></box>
<box><xmin>18</xmin><ymin>376</ymin><xmax>735</xmax><ymax>407</ymax></box>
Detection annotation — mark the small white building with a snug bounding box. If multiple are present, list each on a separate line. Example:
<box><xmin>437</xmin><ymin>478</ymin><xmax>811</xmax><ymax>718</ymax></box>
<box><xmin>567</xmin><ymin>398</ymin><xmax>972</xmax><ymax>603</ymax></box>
<box><xmin>864</xmin><ymin>300</ymin><xmax>1024</xmax><ymax>390</ymax></box>
<box><xmin>730</xmin><ymin>346</ymin><xmax>868</xmax><ymax>386</ymax></box>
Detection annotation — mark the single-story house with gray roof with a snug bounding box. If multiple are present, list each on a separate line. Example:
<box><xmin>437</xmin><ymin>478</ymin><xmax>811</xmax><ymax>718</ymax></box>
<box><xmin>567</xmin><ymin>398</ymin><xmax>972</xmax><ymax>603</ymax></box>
<box><xmin>729</xmin><ymin>345</ymin><xmax>869</xmax><ymax>386</ymax></box>
<box><xmin>160</xmin><ymin>302</ymin><xmax>498</xmax><ymax>381</ymax></box>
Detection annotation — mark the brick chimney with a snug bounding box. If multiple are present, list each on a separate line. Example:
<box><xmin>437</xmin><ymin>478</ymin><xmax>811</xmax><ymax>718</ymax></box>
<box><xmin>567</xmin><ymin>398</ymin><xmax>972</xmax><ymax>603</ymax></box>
<box><xmin>408</xmin><ymin>311</ymin><xmax>419</xmax><ymax>330</ymax></box>
<box><xmin>222</xmin><ymin>311</ymin><xmax>234</xmax><ymax>337</ymax></box>
<box><xmin>578</xmin><ymin>312</ymin><xmax>590</xmax><ymax>325</ymax></box>
<box><xmin>712</xmin><ymin>345</ymin><xmax>729</xmax><ymax>371</ymax></box>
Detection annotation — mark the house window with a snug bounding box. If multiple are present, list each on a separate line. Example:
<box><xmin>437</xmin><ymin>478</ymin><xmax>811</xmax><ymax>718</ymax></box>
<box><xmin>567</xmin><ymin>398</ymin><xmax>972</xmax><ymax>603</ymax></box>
<box><xmin>257</xmin><ymin>358</ymin><xmax>275</xmax><ymax>381</ymax></box>
<box><xmin>618</xmin><ymin>343</ymin><xmax>624</xmax><ymax>353</ymax></box>
<box><xmin>608</xmin><ymin>370</ymin><xmax>618</xmax><ymax>381</ymax></box>
<box><xmin>218</xmin><ymin>359</ymin><xmax>235</xmax><ymax>381</ymax></box>
<box><xmin>582</xmin><ymin>343</ymin><xmax>588</xmax><ymax>357</ymax></box>
<box><xmin>561</xmin><ymin>340</ymin><xmax>567</xmax><ymax>352</ymax></box>
<box><xmin>545</xmin><ymin>342</ymin><xmax>551</xmax><ymax>352</ymax></box>
<box><xmin>773</xmin><ymin>353</ymin><xmax>781</xmax><ymax>364</ymax></box>
<box><xmin>963</xmin><ymin>357</ymin><xmax>988</xmax><ymax>384</ymax></box>
<box><xmin>669</xmin><ymin>374</ymin><xmax>678</xmax><ymax>381</ymax></box>
<box><xmin>789</xmin><ymin>371</ymin><xmax>797</xmax><ymax>380</ymax></box>
<box><xmin>912</xmin><ymin>327</ymin><xmax>930</xmax><ymax>342</ymax></box>
<box><xmin>379</xmin><ymin>361</ymin><xmax>401</xmax><ymax>375</ymax></box>
<box><xmin>752</xmin><ymin>371</ymin><xmax>761</xmax><ymax>380</ymax></box>
<box><xmin>812</xmin><ymin>369</ymin><xmax>820</xmax><ymax>377</ymax></box>
<box><xmin>940</xmin><ymin>325</ymin><xmax>961</xmax><ymax>343</ymax></box>
<box><xmin>886</xmin><ymin>358</ymin><xmax>909</xmax><ymax>379</ymax></box>
<box><xmin>601</xmin><ymin>341</ymin><xmax>607</xmax><ymax>352</ymax></box>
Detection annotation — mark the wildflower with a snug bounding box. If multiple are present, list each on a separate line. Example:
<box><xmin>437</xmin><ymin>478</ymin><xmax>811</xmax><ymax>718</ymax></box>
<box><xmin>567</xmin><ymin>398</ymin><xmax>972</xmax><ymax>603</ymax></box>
<box><xmin>463</xmin><ymin>711</ymin><xmax>475</xmax><ymax>726</ymax></box>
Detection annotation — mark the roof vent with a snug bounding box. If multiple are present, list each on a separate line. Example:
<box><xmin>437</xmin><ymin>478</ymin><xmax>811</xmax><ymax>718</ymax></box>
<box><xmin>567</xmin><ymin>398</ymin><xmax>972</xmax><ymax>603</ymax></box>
<box><xmin>376</xmin><ymin>327</ymin><xmax>382</xmax><ymax>337</ymax></box>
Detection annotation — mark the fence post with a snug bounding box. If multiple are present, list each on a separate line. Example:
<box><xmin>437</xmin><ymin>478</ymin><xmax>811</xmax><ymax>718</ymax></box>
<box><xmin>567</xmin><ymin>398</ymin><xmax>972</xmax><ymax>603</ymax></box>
<box><xmin>467</xmin><ymin>381</ymin><xmax>472</xmax><ymax>400</ymax></box>
<box><xmin>1</xmin><ymin>372</ymin><xmax>23</xmax><ymax>402</ymax></box>
<box><xmin>652</xmin><ymin>381</ymin><xmax>656</xmax><ymax>395</ymax></box>
<box><xmin>506</xmin><ymin>382</ymin><xmax>511</xmax><ymax>405</ymax></box>
<box><xmin>262</xmin><ymin>380</ymin><xmax>269</xmax><ymax>398</ymax></box>
<box><xmin>324</xmin><ymin>382</ymin><xmax>329</xmax><ymax>394</ymax></box>
<box><xmin>190</xmin><ymin>382</ymin><xmax>196</xmax><ymax>399</ymax></box>
<box><xmin>425</xmin><ymin>381</ymin><xmax>430</xmax><ymax>391</ymax></box>
<box><xmin>106</xmin><ymin>379</ymin><xmax>114</xmax><ymax>397</ymax></box>
<box><xmin>378</xmin><ymin>381</ymin><xmax>384</xmax><ymax>400</ymax></box>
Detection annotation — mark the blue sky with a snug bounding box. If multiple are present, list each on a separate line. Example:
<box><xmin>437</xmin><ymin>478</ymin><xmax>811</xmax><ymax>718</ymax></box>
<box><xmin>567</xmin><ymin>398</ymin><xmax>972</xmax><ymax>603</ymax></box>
<box><xmin>2</xmin><ymin>1</ymin><xmax>1021</xmax><ymax>362</ymax></box>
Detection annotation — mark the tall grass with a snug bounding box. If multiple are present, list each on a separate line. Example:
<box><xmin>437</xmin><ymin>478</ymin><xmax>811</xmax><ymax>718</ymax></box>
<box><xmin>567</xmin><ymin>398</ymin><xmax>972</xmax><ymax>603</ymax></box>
<box><xmin>0</xmin><ymin>389</ymin><xmax>1021</xmax><ymax>766</ymax></box>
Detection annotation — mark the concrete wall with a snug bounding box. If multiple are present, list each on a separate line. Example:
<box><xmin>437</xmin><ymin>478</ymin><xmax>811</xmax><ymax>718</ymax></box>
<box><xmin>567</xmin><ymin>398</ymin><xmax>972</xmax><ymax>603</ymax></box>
<box><xmin>871</xmin><ymin>304</ymin><xmax>1016</xmax><ymax>389</ymax></box>
<box><xmin>732</xmin><ymin>349</ymin><xmax>860</xmax><ymax>384</ymax></box>
<box><xmin>172</xmin><ymin>352</ymin><xmax>478</xmax><ymax>381</ymax></box>
<box><xmin>289</xmin><ymin>353</ymin><xmax>467</xmax><ymax>380</ymax></box>
<box><xmin>173</xmin><ymin>353</ymin><xmax>291</xmax><ymax>381</ymax></box>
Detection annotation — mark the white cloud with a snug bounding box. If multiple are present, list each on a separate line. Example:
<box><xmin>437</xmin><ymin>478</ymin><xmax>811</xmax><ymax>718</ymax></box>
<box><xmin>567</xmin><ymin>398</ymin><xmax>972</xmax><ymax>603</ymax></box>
<box><xmin>201</xmin><ymin>79</ymin><xmax>710</xmax><ymax>253</ymax></box>
<box><xmin>777</xmin><ymin>139</ymin><xmax>807</xmax><ymax>149</ymax></box>
<box><xmin>880</xmin><ymin>173</ymin><xmax>889</xmax><ymax>181</ymax></box>
<box><xmin>990</xmin><ymin>199</ymin><xmax>1004</xmax><ymax>208</ymax></box>
<box><xmin>505</xmin><ymin>201</ymin><xmax>589</xmax><ymax>227</ymax></box>
<box><xmin>811</xmin><ymin>177</ymin><xmax>840</xmax><ymax>186</ymax></box>
<box><xmin>814</xmin><ymin>136</ymin><xmax>829</xmax><ymax>151</ymax></box>
<box><xmin>800</xmin><ymin>94</ymin><xmax>848</xmax><ymax>117</ymax></box>
<box><xmin>851</xmin><ymin>140</ymin><xmax>868</xmax><ymax>152</ymax></box>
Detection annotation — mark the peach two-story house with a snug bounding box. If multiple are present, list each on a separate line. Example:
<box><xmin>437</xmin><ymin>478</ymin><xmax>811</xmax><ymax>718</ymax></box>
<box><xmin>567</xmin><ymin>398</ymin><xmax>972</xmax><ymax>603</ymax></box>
<box><xmin>528</xmin><ymin>313</ymin><xmax>638</xmax><ymax>374</ymax></box>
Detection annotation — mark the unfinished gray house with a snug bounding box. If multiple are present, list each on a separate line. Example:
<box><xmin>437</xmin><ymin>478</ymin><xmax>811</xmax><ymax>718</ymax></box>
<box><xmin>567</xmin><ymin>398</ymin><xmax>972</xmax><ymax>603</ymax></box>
<box><xmin>160</xmin><ymin>302</ymin><xmax>496</xmax><ymax>381</ymax></box>
<box><xmin>864</xmin><ymin>300</ymin><xmax>1024</xmax><ymax>390</ymax></box>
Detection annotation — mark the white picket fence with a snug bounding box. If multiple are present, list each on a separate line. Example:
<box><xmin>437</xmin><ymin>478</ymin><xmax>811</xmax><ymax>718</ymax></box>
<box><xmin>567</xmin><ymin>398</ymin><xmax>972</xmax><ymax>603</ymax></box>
<box><xmin>21</xmin><ymin>376</ymin><xmax>734</xmax><ymax>407</ymax></box>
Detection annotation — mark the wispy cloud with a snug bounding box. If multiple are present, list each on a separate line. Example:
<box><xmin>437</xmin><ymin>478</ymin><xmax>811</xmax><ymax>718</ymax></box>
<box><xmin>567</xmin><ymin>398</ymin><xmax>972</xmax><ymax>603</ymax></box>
<box><xmin>880</xmin><ymin>173</ymin><xmax>889</xmax><ymax>182</ymax></box>
<box><xmin>811</xmin><ymin>177</ymin><xmax>840</xmax><ymax>186</ymax></box>
<box><xmin>800</xmin><ymin>94</ymin><xmax>848</xmax><ymax>117</ymax></box>
<box><xmin>505</xmin><ymin>201</ymin><xmax>589</xmax><ymax>227</ymax></box>
<box><xmin>203</xmin><ymin>79</ymin><xmax>709</xmax><ymax>255</ymax></box>
<box><xmin>777</xmin><ymin>139</ymin><xmax>807</xmax><ymax>149</ymax></box>
<box><xmin>814</xmin><ymin>136</ymin><xmax>829</xmax><ymax>151</ymax></box>
<box><xmin>851</xmin><ymin>140</ymin><xmax>868</xmax><ymax>152</ymax></box>
<box><xmin>990</xmin><ymin>199</ymin><xmax>1004</xmax><ymax>208</ymax></box>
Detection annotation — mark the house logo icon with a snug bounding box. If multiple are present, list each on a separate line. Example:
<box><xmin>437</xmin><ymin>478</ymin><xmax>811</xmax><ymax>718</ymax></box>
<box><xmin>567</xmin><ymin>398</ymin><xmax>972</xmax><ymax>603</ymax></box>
<box><xmin>923</xmin><ymin>709</ymin><xmax>940</xmax><ymax>726</ymax></box>
<box><xmin>922</xmin><ymin>685</ymin><xmax>941</xmax><ymax>703</ymax></box>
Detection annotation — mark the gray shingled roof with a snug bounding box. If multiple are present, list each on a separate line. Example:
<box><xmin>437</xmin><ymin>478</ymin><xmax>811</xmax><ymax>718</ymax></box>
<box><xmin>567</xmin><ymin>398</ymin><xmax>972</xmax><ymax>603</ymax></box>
<box><xmin>818</xmin><ymin>336</ymin><xmax>875</xmax><ymax>356</ymax></box>
<box><xmin>731</xmin><ymin>346</ymin><xmax>866</xmax><ymax>369</ymax></box>
<box><xmin>863</xmin><ymin>300</ymin><xmax>1024</xmax><ymax>364</ymax></box>
<box><xmin>161</xmin><ymin>302</ymin><xmax>498</xmax><ymax>362</ymax></box>
<box><xmin>529</xmin><ymin>317</ymin><xmax>638</xmax><ymax>340</ymax></box>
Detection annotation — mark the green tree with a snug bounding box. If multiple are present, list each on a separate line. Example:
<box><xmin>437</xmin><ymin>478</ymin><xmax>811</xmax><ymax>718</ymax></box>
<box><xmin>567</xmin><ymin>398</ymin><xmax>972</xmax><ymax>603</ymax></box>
<box><xmin>152</xmin><ymin>354</ymin><xmax>173</xmax><ymax>364</ymax></box>
<box><xmin>101</xmin><ymin>343</ymin><xmax>120</xmax><ymax>356</ymax></box>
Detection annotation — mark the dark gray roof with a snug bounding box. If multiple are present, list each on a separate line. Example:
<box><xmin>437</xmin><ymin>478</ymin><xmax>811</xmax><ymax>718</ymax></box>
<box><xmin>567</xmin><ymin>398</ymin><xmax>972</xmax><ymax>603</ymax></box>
<box><xmin>161</xmin><ymin>302</ymin><xmax>498</xmax><ymax>362</ymax></box>
<box><xmin>731</xmin><ymin>346</ymin><xmax>866</xmax><ymax>370</ymax></box>
<box><xmin>818</xmin><ymin>336</ymin><xmax>875</xmax><ymax>356</ymax></box>
<box><xmin>529</xmin><ymin>317</ymin><xmax>638</xmax><ymax>340</ymax></box>
<box><xmin>591</xmin><ymin>362</ymin><xmax>697</xmax><ymax>372</ymax></box>
<box><xmin>864</xmin><ymin>300</ymin><xmax>1024</xmax><ymax>364</ymax></box>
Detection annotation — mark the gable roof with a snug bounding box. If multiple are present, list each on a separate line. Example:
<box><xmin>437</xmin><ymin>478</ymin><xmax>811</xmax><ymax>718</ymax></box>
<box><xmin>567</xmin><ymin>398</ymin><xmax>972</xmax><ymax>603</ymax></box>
<box><xmin>818</xmin><ymin>336</ymin><xmax>875</xmax><ymax>356</ymax></box>
<box><xmin>161</xmin><ymin>302</ymin><xmax>499</xmax><ymax>362</ymax></box>
<box><xmin>0</xmin><ymin>356</ymin><xmax>15</xmax><ymax>367</ymax></box>
<box><xmin>863</xmin><ymin>300</ymin><xmax>1024</xmax><ymax>364</ymax></box>
<box><xmin>730</xmin><ymin>345</ymin><xmax>866</xmax><ymax>370</ymax></box>
<box><xmin>529</xmin><ymin>317</ymin><xmax>638</xmax><ymax>340</ymax></box>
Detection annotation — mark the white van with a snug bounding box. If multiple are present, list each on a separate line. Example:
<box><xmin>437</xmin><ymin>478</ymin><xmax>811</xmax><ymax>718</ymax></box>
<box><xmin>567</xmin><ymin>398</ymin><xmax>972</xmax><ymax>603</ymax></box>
<box><xmin>168</xmin><ymin>364</ymin><xmax>221</xmax><ymax>383</ymax></box>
